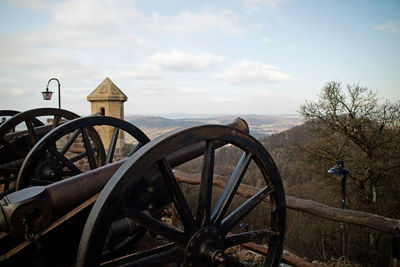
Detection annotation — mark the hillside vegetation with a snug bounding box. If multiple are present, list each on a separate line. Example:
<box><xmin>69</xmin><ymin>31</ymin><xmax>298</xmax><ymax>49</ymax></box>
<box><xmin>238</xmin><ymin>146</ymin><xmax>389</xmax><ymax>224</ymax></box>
<box><xmin>174</xmin><ymin>82</ymin><xmax>399</xmax><ymax>266</ymax></box>
<box><xmin>261</xmin><ymin>83</ymin><xmax>399</xmax><ymax>265</ymax></box>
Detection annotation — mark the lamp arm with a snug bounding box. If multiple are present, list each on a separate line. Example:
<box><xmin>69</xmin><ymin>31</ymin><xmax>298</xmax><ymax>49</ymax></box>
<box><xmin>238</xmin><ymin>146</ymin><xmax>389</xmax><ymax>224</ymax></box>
<box><xmin>47</xmin><ymin>78</ymin><xmax>61</xmax><ymax>109</ymax></box>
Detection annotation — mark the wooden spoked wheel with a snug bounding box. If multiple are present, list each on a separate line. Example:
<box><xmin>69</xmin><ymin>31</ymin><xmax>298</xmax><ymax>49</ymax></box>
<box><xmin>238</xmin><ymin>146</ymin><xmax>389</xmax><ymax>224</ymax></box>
<box><xmin>0</xmin><ymin>108</ymin><xmax>79</xmax><ymax>195</ymax></box>
<box><xmin>77</xmin><ymin>124</ymin><xmax>286</xmax><ymax>267</ymax></box>
<box><xmin>16</xmin><ymin>115</ymin><xmax>150</xmax><ymax>190</ymax></box>
<box><xmin>0</xmin><ymin>108</ymin><xmax>79</xmax><ymax>158</ymax></box>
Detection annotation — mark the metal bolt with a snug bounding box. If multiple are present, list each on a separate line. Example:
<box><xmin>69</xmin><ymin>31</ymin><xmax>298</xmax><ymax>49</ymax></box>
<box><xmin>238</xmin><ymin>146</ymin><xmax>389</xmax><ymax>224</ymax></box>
<box><xmin>147</xmin><ymin>203</ymin><xmax>155</xmax><ymax>211</ymax></box>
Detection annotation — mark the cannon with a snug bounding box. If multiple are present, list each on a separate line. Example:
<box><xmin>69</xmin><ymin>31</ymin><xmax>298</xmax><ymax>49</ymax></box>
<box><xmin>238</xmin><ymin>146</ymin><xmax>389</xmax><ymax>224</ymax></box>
<box><xmin>0</xmin><ymin>116</ymin><xmax>286</xmax><ymax>266</ymax></box>
<box><xmin>0</xmin><ymin>109</ymin><xmax>151</xmax><ymax>197</ymax></box>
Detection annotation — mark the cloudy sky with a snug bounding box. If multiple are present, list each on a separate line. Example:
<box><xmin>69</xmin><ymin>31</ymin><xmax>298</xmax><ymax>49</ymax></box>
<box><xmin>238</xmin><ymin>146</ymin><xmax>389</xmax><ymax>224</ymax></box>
<box><xmin>0</xmin><ymin>0</ymin><xmax>399</xmax><ymax>116</ymax></box>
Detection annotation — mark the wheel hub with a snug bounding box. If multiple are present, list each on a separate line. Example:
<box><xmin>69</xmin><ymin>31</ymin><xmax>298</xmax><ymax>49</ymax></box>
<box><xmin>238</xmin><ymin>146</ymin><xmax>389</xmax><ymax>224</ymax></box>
<box><xmin>37</xmin><ymin>159</ymin><xmax>61</xmax><ymax>181</ymax></box>
<box><xmin>185</xmin><ymin>227</ymin><xmax>225</xmax><ymax>267</ymax></box>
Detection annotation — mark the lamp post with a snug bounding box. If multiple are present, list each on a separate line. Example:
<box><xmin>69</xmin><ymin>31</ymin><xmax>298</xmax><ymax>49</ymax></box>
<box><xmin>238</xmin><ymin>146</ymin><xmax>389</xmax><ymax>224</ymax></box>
<box><xmin>328</xmin><ymin>160</ymin><xmax>349</xmax><ymax>259</ymax></box>
<box><xmin>41</xmin><ymin>78</ymin><xmax>61</xmax><ymax>109</ymax></box>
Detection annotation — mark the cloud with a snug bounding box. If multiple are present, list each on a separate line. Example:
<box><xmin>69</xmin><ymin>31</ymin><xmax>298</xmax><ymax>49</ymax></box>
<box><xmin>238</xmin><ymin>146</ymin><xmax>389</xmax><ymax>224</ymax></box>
<box><xmin>148</xmin><ymin>9</ymin><xmax>242</xmax><ymax>35</ymax></box>
<box><xmin>374</xmin><ymin>20</ymin><xmax>400</xmax><ymax>34</ymax></box>
<box><xmin>53</xmin><ymin>0</ymin><xmax>142</xmax><ymax>29</ymax></box>
<box><xmin>0</xmin><ymin>0</ymin><xmax>147</xmax><ymax>78</ymax></box>
<box><xmin>238</xmin><ymin>0</ymin><xmax>285</xmax><ymax>12</ymax></box>
<box><xmin>215</xmin><ymin>60</ymin><xmax>293</xmax><ymax>84</ymax></box>
<box><xmin>177</xmin><ymin>87</ymin><xmax>206</xmax><ymax>94</ymax></box>
<box><xmin>261</xmin><ymin>37</ymin><xmax>271</xmax><ymax>43</ymax></box>
<box><xmin>0</xmin><ymin>0</ymin><xmax>150</xmax><ymax>103</ymax></box>
<box><xmin>286</xmin><ymin>44</ymin><xmax>296</xmax><ymax>51</ymax></box>
<box><xmin>0</xmin><ymin>0</ymin><xmax>299</xmax><ymax>115</ymax></box>
<box><xmin>149</xmin><ymin>50</ymin><xmax>224</xmax><ymax>71</ymax></box>
<box><xmin>250</xmin><ymin>89</ymin><xmax>273</xmax><ymax>96</ymax></box>
<box><xmin>2</xmin><ymin>0</ymin><xmax>146</xmax><ymax>53</ymax></box>
<box><xmin>35</xmin><ymin>0</ymin><xmax>144</xmax><ymax>50</ymax></box>
<box><xmin>112</xmin><ymin>65</ymin><xmax>165</xmax><ymax>80</ymax></box>
<box><xmin>209</xmin><ymin>97</ymin><xmax>234</xmax><ymax>103</ymax></box>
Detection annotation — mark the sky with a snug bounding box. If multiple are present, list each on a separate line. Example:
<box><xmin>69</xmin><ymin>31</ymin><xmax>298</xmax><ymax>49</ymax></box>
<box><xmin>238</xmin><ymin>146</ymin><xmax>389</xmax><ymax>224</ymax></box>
<box><xmin>0</xmin><ymin>0</ymin><xmax>399</xmax><ymax>116</ymax></box>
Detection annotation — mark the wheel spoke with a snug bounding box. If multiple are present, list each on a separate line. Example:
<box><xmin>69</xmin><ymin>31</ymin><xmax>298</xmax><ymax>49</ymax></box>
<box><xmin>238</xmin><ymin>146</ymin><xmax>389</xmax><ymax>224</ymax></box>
<box><xmin>121</xmin><ymin>203</ymin><xmax>189</xmax><ymax>247</ymax></box>
<box><xmin>52</xmin><ymin>115</ymin><xmax>61</xmax><ymax>129</ymax></box>
<box><xmin>69</xmin><ymin>150</ymin><xmax>89</xmax><ymax>163</ymax></box>
<box><xmin>81</xmin><ymin>127</ymin><xmax>97</xmax><ymax>169</ymax></box>
<box><xmin>60</xmin><ymin>129</ymin><xmax>81</xmax><ymax>154</ymax></box>
<box><xmin>101</xmin><ymin>244</ymin><xmax>183</xmax><ymax>266</ymax></box>
<box><xmin>68</xmin><ymin>146</ymin><xmax>99</xmax><ymax>163</ymax></box>
<box><xmin>0</xmin><ymin>138</ymin><xmax>26</xmax><ymax>158</ymax></box>
<box><xmin>48</xmin><ymin>145</ymin><xmax>82</xmax><ymax>175</ymax></box>
<box><xmin>25</xmin><ymin>119</ymin><xmax>38</xmax><ymax>145</ymax></box>
<box><xmin>196</xmin><ymin>141</ymin><xmax>215</xmax><ymax>227</ymax></box>
<box><xmin>106</xmin><ymin>127</ymin><xmax>119</xmax><ymax>164</ymax></box>
<box><xmin>211</xmin><ymin>152</ymin><xmax>252</xmax><ymax>225</ymax></box>
<box><xmin>221</xmin><ymin>185</ymin><xmax>274</xmax><ymax>233</ymax></box>
<box><xmin>128</xmin><ymin>142</ymin><xmax>145</xmax><ymax>157</ymax></box>
<box><xmin>0</xmin><ymin>176</ymin><xmax>16</xmax><ymax>185</ymax></box>
<box><xmin>158</xmin><ymin>159</ymin><xmax>197</xmax><ymax>234</ymax></box>
<box><xmin>224</xmin><ymin>229</ymin><xmax>279</xmax><ymax>248</ymax></box>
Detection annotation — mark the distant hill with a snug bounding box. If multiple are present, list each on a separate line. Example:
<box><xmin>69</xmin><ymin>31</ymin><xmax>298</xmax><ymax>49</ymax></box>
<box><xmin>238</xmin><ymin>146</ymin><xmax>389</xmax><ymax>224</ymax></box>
<box><xmin>259</xmin><ymin>121</ymin><xmax>312</xmax><ymax>150</ymax></box>
<box><xmin>125</xmin><ymin>115</ymin><xmax>204</xmax><ymax>139</ymax></box>
<box><xmin>125</xmin><ymin>115</ymin><xmax>201</xmax><ymax>129</ymax></box>
<box><xmin>125</xmin><ymin>114</ymin><xmax>303</xmax><ymax>139</ymax></box>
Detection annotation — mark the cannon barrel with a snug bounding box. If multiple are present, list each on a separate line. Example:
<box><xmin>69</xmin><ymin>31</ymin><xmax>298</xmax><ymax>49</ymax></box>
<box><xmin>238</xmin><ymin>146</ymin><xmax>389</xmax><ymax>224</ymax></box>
<box><xmin>0</xmin><ymin>118</ymin><xmax>249</xmax><ymax>237</ymax></box>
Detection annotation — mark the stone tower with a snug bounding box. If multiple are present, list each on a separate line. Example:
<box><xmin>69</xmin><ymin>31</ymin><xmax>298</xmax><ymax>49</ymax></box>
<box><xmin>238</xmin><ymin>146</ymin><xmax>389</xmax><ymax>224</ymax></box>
<box><xmin>87</xmin><ymin>77</ymin><xmax>127</xmax><ymax>119</ymax></box>
<box><xmin>87</xmin><ymin>77</ymin><xmax>127</xmax><ymax>150</ymax></box>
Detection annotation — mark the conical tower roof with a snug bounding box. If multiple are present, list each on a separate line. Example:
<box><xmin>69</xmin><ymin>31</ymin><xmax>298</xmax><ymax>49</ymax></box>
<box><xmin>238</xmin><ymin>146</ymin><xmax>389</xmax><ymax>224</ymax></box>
<box><xmin>87</xmin><ymin>77</ymin><xmax>127</xmax><ymax>102</ymax></box>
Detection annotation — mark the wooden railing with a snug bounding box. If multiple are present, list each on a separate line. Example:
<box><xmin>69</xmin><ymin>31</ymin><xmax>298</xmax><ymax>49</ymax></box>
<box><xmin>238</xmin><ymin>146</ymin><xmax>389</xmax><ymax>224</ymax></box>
<box><xmin>173</xmin><ymin>170</ymin><xmax>400</xmax><ymax>267</ymax></box>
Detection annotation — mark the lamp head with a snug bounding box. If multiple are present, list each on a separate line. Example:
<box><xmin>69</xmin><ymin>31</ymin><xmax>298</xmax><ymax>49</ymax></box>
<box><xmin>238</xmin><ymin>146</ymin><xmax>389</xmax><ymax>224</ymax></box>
<box><xmin>328</xmin><ymin>160</ymin><xmax>349</xmax><ymax>176</ymax></box>
<box><xmin>41</xmin><ymin>87</ymin><xmax>53</xmax><ymax>100</ymax></box>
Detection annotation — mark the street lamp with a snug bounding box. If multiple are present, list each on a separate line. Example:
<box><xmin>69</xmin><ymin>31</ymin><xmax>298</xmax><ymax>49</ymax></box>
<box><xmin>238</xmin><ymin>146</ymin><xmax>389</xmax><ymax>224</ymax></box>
<box><xmin>41</xmin><ymin>78</ymin><xmax>61</xmax><ymax>109</ymax></box>
<box><xmin>328</xmin><ymin>160</ymin><xmax>349</xmax><ymax>258</ymax></box>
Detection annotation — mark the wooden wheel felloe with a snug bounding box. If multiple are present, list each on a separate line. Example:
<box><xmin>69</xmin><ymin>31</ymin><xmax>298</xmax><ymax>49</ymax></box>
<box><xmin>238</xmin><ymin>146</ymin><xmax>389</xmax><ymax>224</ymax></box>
<box><xmin>16</xmin><ymin>115</ymin><xmax>150</xmax><ymax>190</ymax></box>
<box><xmin>77</xmin><ymin>124</ymin><xmax>286</xmax><ymax>266</ymax></box>
<box><xmin>0</xmin><ymin>110</ymin><xmax>22</xmax><ymax>126</ymax></box>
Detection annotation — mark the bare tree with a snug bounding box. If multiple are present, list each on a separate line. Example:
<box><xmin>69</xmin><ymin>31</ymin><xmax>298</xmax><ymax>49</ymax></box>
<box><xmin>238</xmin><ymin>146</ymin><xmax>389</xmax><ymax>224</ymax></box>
<box><xmin>299</xmin><ymin>81</ymin><xmax>400</xmax><ymax>209</ymax></box>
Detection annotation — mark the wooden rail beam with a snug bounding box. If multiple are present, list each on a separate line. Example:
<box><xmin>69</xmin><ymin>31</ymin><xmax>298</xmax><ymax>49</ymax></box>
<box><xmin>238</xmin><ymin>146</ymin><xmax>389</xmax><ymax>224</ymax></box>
<box><xmin>173</xmin><ymin>170</ymin><xmax>400</xmax><ymax>235</ymax></box>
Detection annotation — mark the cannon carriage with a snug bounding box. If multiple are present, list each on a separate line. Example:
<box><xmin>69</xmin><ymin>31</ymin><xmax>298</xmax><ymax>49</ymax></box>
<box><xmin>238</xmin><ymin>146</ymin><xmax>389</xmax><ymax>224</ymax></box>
<box><xmin>0</xmin><ymin>108</ymin><xmax>286</xmax><ymax>267</ymax></box>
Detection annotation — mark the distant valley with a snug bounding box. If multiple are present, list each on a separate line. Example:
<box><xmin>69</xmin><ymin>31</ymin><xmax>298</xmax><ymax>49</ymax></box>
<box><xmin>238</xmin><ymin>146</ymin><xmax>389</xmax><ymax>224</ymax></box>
<box><xmin>125</xmin><ymin>114</ymin><xmax>303</xmax><ymax>140</ymax></box>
